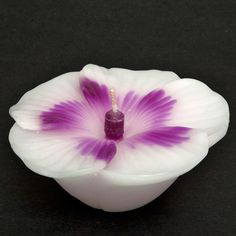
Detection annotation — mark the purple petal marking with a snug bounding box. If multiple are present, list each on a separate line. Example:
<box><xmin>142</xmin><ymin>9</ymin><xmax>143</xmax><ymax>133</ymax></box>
<box><xmin>40</xmin><ymin>77</ymin><xmax>190</xmax><ymax>162</ymax></box>
<box><xmin>40</xmin><ymin>100</ymin><xmax>86</xmax><ymax>131</ymax></box>
<box><xmin>125</xmin><ymin>127</ymin><xmax>191</xmax><ymax>148</ymax></box>
<box><xmin>120</xmin><ymin>90</ymin><xmax>177</xmax><ymax>133</ymax></box>
<box><xmin>80</xmin><ymin>78</ymin><xmax>110</xmax><ymax>119</ymax></box>
<box><xmin>120</xmin><ymin>90</ymin><xmax>191</xmax><ymax>148</ymax></box>
<box><xmin>77</xmin><ymin>137</ymin><xmax>117</xmax><ymax>162</ymax></box>
<box><xmin>40</xmin><ymin>78</ymin><xmax>111</xmax><ymax>132</ymax></box>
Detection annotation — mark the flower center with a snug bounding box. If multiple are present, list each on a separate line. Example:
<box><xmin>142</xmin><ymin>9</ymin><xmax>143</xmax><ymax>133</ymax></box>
<box><xmin>104</xmin><ymin>88</ymin><xmax>125</xmax><ymax>141</ymax></box>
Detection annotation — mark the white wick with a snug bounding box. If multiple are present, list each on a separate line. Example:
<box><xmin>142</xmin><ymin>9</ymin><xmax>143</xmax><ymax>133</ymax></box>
<box><xmin>109</xmin><ymin>88</ymin><xmax>118</xmax><ymax>112</ymax></box>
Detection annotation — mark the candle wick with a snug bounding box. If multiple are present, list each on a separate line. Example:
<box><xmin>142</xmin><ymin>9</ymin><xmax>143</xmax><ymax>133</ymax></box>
<box><xmin>109</xmin><ymin>88</ymin><xmax>118</xmax><ymax>112</ymax></box>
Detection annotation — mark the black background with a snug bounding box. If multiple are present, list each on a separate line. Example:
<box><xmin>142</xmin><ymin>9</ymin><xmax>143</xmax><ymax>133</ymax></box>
<box><xmin>0</xmin><ymin>1</ymin><xmax>235</xmax><ymax>235</ymax></box>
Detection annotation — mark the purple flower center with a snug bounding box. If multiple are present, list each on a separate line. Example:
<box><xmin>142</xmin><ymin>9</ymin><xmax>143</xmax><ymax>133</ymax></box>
<box><xmin>104</xmin><ymin>110</ymin><xmax>125</xmax><ymax>141</ymax></box>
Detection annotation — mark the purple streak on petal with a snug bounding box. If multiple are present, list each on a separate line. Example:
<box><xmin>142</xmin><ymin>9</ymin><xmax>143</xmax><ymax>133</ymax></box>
<box><xmin>77</xmin><ymin>137</ymin><xmax>117</xmax><ymax>162</ymax></box>
<box><xmin>80</xmin><ymin>78</ymin><xmax>110</xmax><ymax>120</ymax></box>
<box><xmin>133</xmin><ymin>90</ymin><xmax>176</xmax><ymax>126</ymax></box>
<box><xmin>40</xmin><ymin>100</ymin><xmax>86</xmax><ymax>131</ymax></box>
<box><xmin>121</xmin><ymin>91</ymin><xmax>191</xmax><ymax>149</ymax></box>
<box><xmin>120</xmin><ymin>89</ymin><xmax>177</xmax><ymax>137</ymax></box>
<box><xmin>125</xmin><ymin>127</ymin><xmax>191</xmax><ymax>148</ymax></box>
<box><xmin>120</xmin><ymin>91</ymin><xmax>140</xmax><ymax>112</ymax></box>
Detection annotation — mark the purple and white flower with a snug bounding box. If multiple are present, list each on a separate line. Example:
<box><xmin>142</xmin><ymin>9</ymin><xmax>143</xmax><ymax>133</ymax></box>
<box><xmin>9</xmin><ymin>64</ymin><xmax>229</xmax><ymax>211</ymax></box>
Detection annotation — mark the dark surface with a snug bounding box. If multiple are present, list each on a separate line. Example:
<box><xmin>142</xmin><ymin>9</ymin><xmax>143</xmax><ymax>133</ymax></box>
<box><xmin>0</xmin><ymin>1</ymin><xmax>235</xmax><ymax>235</ymax></box>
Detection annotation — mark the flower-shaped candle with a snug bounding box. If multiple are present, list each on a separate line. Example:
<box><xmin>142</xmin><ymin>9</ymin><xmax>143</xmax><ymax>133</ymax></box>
<box><xmin>9</xmin><ymin>64</ymin><xmax>229</xmax><ymax>212</ymax></box>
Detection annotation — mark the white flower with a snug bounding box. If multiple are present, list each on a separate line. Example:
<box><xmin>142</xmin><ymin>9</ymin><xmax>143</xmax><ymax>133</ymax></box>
<box><xmin>9</xmin><ymin>64</ymin><xmax>229</xmax><ymax>212</ymax></box>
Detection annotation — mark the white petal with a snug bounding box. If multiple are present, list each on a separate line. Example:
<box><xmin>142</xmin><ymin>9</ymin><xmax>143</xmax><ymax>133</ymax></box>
<box><xmin>10</xmin><ymin>65</ymin><xmax>179</xmax><ymax>131</ymax></box>
<box><xmin>9</xmin><ymin>72</ymin><xmax>81</xmax><ymax>130</ymax></box>
<box><xmin>163</xmin><ymin>79</ymin><xmax>230</xmax><ymax>146</ymax></box>
<box><xmin>9</xmin><ymin>124</ymin><xmax>106</xmax><ymax>178</ymax></box>
<box><xmin>106</xmin><ymin>129</ymin><xmax>209</xmax><ymax>184</ymax></box>
<box><xmin>80</xmin><ymin>64</ymin><xmax>180</xmax><ymax>96</ymax></box>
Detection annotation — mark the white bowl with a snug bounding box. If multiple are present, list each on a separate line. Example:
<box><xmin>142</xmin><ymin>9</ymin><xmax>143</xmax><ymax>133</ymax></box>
<box><xmin>56</xmin><ymin>173</ymin><xmax>176</xmax><ymax>212</ymax></box>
